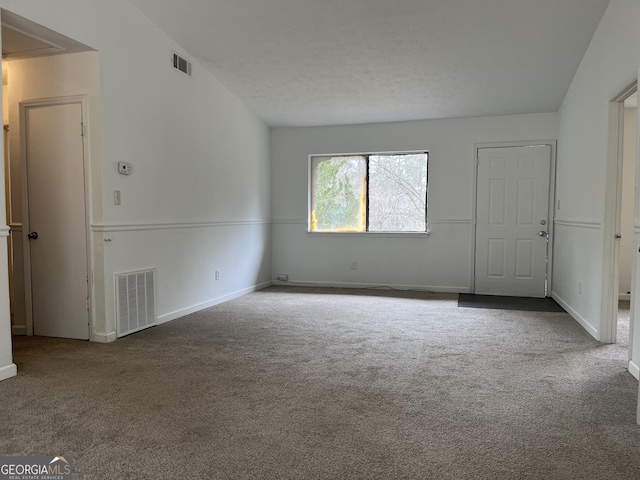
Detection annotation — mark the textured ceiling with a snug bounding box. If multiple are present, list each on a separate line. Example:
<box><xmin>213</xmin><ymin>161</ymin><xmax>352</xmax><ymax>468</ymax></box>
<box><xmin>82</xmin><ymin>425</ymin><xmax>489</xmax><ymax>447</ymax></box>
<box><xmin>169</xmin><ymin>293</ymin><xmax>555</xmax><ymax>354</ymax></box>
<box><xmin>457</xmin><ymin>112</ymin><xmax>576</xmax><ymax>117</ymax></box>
<box><xmin>130</xmin><ymin>0</ymin><xmax>611</xmax><ymax>127</ymax></box>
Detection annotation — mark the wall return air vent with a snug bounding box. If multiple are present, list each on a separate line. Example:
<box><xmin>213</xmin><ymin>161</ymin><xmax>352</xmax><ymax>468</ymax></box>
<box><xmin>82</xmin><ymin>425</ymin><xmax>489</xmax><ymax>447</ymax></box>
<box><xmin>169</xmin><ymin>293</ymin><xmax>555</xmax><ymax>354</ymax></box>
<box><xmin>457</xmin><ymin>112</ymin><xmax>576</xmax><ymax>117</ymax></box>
<box><xmin>116</xmin><ymin>269</ymin><xmax>157</xmax><ymax>337</ymax></box>
<box><xmin>172</xmin><ymin>51</ymin><xmax>192</xmax><ymax>76</ymax></box>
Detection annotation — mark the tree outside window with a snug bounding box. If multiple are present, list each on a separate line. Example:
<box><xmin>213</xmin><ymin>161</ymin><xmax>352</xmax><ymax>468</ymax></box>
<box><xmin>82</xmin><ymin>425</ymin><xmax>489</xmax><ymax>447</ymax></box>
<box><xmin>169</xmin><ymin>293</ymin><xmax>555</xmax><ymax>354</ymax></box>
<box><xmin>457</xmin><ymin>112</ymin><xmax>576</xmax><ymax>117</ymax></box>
<box><xmin>310</xmin><ymin>152</ymin><xmax>428</xmax><ymax>233</ymax></box>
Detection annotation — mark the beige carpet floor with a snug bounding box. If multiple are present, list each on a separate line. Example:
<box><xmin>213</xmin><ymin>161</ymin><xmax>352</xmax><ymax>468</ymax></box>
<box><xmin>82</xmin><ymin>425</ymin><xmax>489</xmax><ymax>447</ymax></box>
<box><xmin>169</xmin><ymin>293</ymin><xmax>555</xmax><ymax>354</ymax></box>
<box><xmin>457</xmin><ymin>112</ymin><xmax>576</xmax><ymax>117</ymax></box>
<box><xmin>0</xmin><ymin>286</ymin><xmax>639</xmax><ymax>479</ymax></box>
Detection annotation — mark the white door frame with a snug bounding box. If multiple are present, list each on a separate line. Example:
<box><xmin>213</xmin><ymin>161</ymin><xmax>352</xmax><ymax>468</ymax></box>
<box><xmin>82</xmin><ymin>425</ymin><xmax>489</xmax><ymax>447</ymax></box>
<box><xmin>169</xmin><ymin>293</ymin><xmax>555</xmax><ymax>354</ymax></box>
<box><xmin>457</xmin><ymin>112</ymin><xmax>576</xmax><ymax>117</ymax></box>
<box><xmin>601</xmin><ymin>81</ymin><xmax>637</xmax><ymax>345</ymax></box>
<box><xmin>471</xmin><ymin>141</ymin><xmax>557</xmax><ymax>296</ymax></box>
<box><xmin>20</xmin><ymin>95</ymin><xmax>92</xmax><ymax>338</ymax></box>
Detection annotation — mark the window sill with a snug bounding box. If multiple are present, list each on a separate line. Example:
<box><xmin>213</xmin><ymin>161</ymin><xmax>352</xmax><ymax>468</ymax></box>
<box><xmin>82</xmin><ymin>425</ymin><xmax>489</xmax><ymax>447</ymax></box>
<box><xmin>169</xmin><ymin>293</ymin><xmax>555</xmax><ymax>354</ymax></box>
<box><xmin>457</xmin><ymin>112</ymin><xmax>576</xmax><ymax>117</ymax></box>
<box><xmin>306</xmin><ymin>231</ymin><xmax>431</xmax><ymax>238</ymax></box>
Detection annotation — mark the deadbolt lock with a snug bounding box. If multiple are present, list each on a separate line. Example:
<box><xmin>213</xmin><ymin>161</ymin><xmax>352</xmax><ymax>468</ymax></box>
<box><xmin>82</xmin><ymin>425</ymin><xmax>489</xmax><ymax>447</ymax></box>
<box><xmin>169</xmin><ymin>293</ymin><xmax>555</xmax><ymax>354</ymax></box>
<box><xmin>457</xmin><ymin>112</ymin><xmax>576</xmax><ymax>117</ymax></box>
<box><xmin>540</xmin><ymin>220</ymin><xmax>547</xmax><ymax>226</ymax></box>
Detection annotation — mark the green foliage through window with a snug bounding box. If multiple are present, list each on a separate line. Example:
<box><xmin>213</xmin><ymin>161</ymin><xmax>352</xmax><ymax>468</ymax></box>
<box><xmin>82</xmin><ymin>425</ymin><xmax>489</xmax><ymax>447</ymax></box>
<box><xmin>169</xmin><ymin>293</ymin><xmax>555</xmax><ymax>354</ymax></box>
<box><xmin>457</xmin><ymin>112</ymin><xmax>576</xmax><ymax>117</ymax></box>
<box><xmin>310</xmin><ymin>152</ymin><xmax>428</xmax><ymax>233</ymax></box>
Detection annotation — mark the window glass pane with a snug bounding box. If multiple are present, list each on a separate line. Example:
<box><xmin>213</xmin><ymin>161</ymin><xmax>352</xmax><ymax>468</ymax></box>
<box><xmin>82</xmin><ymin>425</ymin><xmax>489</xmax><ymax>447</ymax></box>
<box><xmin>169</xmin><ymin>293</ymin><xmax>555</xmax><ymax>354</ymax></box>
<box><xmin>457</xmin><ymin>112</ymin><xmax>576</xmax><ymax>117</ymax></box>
<box><xmin>311</xmin><ymin>156</ymin><xmax>367</xmax><ymax>232</ymax></box>
<box><xmin>368</xmin><ymin>154</ymin><xmax>428</xmax><ymax>232</ymax></box>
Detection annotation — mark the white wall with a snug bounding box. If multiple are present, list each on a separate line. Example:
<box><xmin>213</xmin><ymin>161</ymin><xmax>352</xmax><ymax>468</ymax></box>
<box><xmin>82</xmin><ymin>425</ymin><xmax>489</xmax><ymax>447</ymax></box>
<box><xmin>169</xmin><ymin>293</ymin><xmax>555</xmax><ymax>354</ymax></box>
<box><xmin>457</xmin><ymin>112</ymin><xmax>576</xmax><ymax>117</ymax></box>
<box><xmin>619</xmin><ymin>106</ymin><xmax>637</xmax><ymax>298</ymax></box>
<box><xmin>554</xmin><ymin>0</ymin><xmax>640</xmax><ymax>347</ymax></box>
<box><xmin>0</xmin><ymin>0</ymin><xmax>271</xmax><ymax>359</ymax></box>
<box><xmin>271</xmin><ymin>113</ymin><xmax>557</xmax><ymax>290</ymax></box>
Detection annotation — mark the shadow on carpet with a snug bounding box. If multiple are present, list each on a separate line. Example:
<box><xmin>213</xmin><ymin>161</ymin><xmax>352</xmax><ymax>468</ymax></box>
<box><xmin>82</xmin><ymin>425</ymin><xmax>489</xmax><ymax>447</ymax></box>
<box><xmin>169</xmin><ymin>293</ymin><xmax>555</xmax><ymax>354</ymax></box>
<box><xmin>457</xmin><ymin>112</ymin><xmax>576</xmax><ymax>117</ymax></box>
<box><xmin>458</xmin><ymin>294</ymin><xmax>565</xmax><ymax>312</ymax></box>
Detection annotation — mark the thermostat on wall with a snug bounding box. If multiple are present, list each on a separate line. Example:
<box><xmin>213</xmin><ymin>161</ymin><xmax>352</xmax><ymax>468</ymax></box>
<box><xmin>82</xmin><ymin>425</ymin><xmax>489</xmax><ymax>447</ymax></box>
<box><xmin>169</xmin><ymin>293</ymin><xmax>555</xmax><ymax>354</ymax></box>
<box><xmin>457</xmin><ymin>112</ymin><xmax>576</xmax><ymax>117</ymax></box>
<box><xmin>118</xmin><ymin>161</ymin><xmax>133</xmax><ymax>175</ymax></box>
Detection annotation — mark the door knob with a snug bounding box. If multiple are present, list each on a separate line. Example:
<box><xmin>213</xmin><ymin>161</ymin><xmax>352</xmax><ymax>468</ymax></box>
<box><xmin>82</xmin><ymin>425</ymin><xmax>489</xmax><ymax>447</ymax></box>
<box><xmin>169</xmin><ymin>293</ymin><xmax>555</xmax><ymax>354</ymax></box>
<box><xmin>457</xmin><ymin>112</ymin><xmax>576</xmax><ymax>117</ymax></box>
<box><xmin>539</xmin><ymin>231</ymin><xmax>548</xmax><ymax>238</ymax></box>
<box><xmin>27</xmin><ymin>232</ymin><xmax>38</xmax><ymax>240</ymax></box>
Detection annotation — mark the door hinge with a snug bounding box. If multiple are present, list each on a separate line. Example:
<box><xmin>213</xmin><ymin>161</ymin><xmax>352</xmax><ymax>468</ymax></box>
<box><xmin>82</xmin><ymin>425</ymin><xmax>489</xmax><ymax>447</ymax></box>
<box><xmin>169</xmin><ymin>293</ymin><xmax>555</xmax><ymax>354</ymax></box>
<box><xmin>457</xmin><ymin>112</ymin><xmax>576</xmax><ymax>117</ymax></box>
<box><xmin>81</xmin><ymin>123</ymin><xmax>85</xmax><ymax>137</ymax></box>
<box><xmin>86</xmin><ymin>298</ymin><xmax>89</xmax><ymax>310</ymax></box>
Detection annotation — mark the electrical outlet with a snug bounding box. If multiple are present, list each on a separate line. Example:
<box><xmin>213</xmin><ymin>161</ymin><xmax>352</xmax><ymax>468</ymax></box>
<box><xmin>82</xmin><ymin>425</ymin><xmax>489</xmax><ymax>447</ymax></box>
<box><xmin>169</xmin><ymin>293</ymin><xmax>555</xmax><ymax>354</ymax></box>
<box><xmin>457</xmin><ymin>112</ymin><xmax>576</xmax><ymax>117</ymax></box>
<box><xmin>350</xmin><ymin>261</ymin><xmax>358</xmax><ymax>270</ymax></box>
<box><xmin>578</xmin><ymin>282</ymin><xmax>582</xmax><ymax>294</ymax></box>
<box><xmin>215</xmin><ymin>270</ymin><xmax>220</xmax><ymax>280</ymax></box>
<box><xmin>113</xmin><ymin>190</ymin><xmax>121</xmax><ymax>205</ymax></box>
<box><xmin>277</xmin><ymin>274</ymin><xmax>288</xmax><ymax>281</ymax></box>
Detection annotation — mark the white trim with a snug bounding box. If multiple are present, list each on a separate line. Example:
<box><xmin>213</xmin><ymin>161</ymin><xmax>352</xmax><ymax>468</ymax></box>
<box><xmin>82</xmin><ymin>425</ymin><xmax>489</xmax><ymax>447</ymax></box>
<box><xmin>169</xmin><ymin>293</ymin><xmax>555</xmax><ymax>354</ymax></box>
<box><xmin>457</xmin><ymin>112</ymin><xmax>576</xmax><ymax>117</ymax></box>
<box><xmin>92</xmin><ymin>219</ymin><xmax>270</xmax><ymax>233</ymax></box>
<box><xmin>272</xmin><ymin>279</ymin><xmax>467</xmax><ymax>294</ymax></box>
<box><xmin>548</xmin><ymin>141</ymin><xmax>558</xmax><ymax>295</ymax></box>
<box><xmin>0</xmin><ymin>225</ymin><xmax>10</xmax><ymax>237</ymax></box>
<box><xmin>309</xmin><ymin>149</ymin><xmax>430</xmax><ymax>158</ymax></box>
<box><xmin>472</xmin><ymin>141</ymin><xmax>557</xmax><ymax>296</ymax></box>
<box><xmin>0</xmin><ymin>363</ymin><xmax>17</xmax><ymax>382</ymax></box>
<box><xmin>92</xmin><ymin>331</ymin><xmax>117</xmax><ymax>344</ymax></box>
<box><xmin>274</xmin><ymin>218</ymin><xmax>473</xmax><ymax>227</ymax></box>
<box><xmin>157</xmin><ymin>281</ymin><xmax>273</xmax><ymax>325</ymax></box>
<box><xmin>551</xmin><ymin>291</ymin><xmax>599</xmax><ymax>339</ymax></box>
<box><xmin>11</xmin><ymin>325</ymin><xmax>26</xmax><ymax>335</ymax></box>
<box><xmin>272</xmin><ymin>218</ymin><xmax>307</xmax><ymax>225</ymax></box>
<box><xmin>629</xmin><ymin>360</ymin><xmax>639</xmax><ymax>380</ymax></box>
<box><xmin>429</xmin><ymin>218</ymin><xmax>473</xmax><ymax>225</ymax></box>
<box><xmin>554</xmin><ymin>219</ymin><xmax>602</xmax><ymax>229</ymax></box>
<box><xmin>308</xmin><ymin>154</ymin><xmax>312</xmax><ymax>232</ymax></box>
<box><xmin>470</xmin><ymin>146</ymin><xmax>479</xmax><ymax>293</ymax></box>
<box><xmin>307</xmin><ymin>231</ymin><xmax>431</xmax><ymax>238</ymax></box>
<box><xmin>308</xmin><ymin>150</ymin><xmax>430</xmax><ymax>234</ymax></box>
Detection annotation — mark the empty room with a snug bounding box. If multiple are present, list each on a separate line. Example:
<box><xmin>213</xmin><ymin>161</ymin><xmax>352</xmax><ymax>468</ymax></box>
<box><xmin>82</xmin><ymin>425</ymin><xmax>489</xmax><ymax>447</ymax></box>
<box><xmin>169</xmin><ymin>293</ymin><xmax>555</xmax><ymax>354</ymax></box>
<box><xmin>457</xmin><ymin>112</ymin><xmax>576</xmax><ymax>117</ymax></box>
<box><xmin>0</xmin><ymin>0</ymin><xmax>639</xmax><ymax>478</ymax></box>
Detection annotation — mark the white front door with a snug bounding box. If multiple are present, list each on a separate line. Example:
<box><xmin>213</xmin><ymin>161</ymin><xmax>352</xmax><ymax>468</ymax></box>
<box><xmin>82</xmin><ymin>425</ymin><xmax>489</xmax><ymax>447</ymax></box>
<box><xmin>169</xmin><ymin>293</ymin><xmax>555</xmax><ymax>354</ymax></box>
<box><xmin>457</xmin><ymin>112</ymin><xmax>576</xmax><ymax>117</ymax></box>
<box><xmin>24</xmin><ymin>100</ymin><xmax>89</xmax><ymax>339</ymax></box>
<box><xmin>474</xmin><ymin>145</ymin><xmax>551</xmax><ymax>298</ymax></box>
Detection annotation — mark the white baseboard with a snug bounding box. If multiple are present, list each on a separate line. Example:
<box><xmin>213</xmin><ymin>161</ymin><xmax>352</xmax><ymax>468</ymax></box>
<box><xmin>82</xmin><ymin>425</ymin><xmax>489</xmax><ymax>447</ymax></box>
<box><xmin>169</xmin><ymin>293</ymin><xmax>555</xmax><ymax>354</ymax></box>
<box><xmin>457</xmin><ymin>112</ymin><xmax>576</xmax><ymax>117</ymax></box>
<box><xmin>157</xmin><ymin>281</ymin><xmax>273</xmax><ymax>325</ymax></box>
<box><xmin>551</xmin><ymin>292</ymin><xmax>599</xmax><ymax>340</ymax></box>
<box><xmin>619</xmin><ymin>294</ymin><xmax>631</xmax><ymax>301</ymax></box>
<box><xmin>11</xmin><ymin>325</ymin><xmax>26</xmax><ymax>335</ymax></box>
<box><xmin>272</xmin><ymin>279</ymin><xmax>467</xmax><ymax>294</ymax></box>
<box><xmin>629</xmin><ymin>360</ymin><xmax>639</xmax><ymax>380</ymax></box>
<box><xmin>0</xmin><ymin>363</ymin><xmax>17</xmax><ymax>382</ymax></box>
<box><xmin>92</xmin><ymin>331</ymin><xmax>117</xmax><ymax>343</ymax></box>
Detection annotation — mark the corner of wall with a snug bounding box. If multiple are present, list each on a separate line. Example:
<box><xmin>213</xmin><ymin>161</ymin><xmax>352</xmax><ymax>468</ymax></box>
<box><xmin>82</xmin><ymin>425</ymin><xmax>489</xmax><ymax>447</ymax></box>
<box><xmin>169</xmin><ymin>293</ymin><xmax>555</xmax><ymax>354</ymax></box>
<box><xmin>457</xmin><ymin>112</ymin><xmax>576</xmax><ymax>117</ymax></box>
<box><xmin>91</xmin><ymin>331</ymin><xmax>117</xmax><ymax>344</ymax></box>
<box><xmin>0</xmin><ymin>362</ymin><xmax>17</xmax><ymax>382</ymax></box>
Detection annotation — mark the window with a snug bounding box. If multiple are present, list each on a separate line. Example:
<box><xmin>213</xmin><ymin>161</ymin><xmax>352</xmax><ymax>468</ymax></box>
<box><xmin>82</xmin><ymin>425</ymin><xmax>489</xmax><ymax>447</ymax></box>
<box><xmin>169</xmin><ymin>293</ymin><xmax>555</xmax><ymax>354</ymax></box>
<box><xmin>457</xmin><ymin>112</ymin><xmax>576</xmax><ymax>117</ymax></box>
<box><xmin>309</xmin><ymin>152</ymin><xmax>428</xmax><ymax>233</ymax></box>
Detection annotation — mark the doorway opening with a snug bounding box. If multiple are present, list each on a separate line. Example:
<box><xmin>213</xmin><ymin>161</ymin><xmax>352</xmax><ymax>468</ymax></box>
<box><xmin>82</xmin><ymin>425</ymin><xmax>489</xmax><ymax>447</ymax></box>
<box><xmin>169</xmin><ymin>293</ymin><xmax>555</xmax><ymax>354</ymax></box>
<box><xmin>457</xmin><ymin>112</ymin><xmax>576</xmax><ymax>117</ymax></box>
<box><xmin>1</xmin><ymin>10</ymin><xmax>98</xmax><ymax>340</ymax></box>
<box><xmin>602</xmin><ymin>81</ymin><xmax>637</xmax><ymax>378</ymax></box>
<box><xmin>617</xmin><ymin>93</ymin><xmax>637</xmax><ymax>360</ymax></box>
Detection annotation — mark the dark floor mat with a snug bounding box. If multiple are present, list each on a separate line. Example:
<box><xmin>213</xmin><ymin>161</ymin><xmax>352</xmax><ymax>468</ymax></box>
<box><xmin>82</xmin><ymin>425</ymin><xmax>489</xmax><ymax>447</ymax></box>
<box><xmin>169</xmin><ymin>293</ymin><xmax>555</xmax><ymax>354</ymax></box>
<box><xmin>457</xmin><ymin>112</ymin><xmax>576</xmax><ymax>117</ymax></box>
<box><xmin>458</xmin><ymin>294</ymin><xmax>565</xmax><ymax>312</ymax></box>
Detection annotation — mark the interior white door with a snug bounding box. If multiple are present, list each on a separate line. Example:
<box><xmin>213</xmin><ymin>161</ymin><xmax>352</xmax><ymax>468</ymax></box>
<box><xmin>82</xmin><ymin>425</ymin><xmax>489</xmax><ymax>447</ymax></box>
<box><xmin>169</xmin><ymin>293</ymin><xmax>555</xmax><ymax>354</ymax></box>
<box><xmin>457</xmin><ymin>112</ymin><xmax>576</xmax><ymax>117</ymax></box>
<box><xmin>25</xmin><ymin>101</ymin><xmax>89</xmax><ymax>339</ymax></box>
<box><xmin>475</xmin><ymin>145</ymin><xmax>551</xmax><ymax>298</ymax></box>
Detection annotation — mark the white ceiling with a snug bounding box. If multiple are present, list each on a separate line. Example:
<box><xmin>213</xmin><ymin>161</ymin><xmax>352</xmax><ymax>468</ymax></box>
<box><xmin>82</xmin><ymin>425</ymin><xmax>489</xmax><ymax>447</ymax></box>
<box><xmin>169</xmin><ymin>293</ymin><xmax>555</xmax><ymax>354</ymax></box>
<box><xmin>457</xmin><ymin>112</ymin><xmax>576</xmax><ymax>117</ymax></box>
<box><xmin>130</xmin><ymin>0</ymin><xmax>611</xmax><ymax>127</ymax></box>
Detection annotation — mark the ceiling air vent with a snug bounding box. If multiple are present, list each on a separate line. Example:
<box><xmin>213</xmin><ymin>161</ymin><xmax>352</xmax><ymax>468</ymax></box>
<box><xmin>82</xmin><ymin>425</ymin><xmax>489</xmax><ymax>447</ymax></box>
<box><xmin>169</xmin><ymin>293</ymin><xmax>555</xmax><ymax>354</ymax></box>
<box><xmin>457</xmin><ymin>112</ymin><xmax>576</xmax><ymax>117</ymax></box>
<box><xmin>172</xmin><ymin>51</ymin><xmax>192</xmax><ymax>76</ymax></box>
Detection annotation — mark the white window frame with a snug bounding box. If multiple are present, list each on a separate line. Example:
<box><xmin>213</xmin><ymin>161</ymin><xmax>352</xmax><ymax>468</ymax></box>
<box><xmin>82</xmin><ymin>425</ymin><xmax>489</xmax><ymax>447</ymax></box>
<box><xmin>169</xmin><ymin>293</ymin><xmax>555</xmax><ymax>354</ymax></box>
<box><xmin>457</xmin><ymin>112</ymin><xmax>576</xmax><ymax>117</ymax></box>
<box><xmin>307</xmin><ymin>150</ymin><xmax>430</xmax><ymax>237</ymax></box>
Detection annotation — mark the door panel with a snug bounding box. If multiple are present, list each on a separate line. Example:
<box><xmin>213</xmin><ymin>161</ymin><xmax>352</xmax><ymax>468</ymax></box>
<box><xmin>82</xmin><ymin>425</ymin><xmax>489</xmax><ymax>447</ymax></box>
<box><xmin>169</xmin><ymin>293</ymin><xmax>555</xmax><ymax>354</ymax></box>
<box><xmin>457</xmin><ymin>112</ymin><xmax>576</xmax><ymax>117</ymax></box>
<box><xmin>475</xmin><ymin>145</ymin><xmax>551</xmax><ymax>298</ymax></box>
<box><xmin>25</xmin><ymin>101</ymin><xmax>89</xmax><ymax>339</ymax></box>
